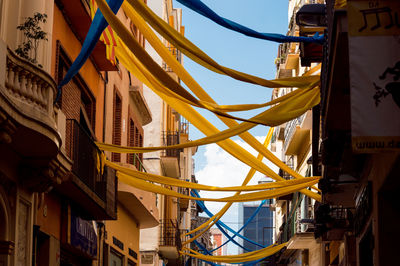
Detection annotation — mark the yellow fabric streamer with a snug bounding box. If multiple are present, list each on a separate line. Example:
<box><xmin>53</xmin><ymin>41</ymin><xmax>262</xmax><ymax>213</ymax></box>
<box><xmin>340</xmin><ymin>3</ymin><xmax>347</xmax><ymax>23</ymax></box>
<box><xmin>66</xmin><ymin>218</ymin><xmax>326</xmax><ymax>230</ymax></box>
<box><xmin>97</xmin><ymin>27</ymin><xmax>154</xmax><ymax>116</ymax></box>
<box><xmin>105</xmin><ymin>159</ymin><xmax>319</xmax><ymax>192</ymax></box>
<box><xmin>185</xmin><ymin>128</ymin><xmax>273</xmax><ymax>239</ymax></box>
<box><xmin>116</xmin><ymin>171</ymin><xmax>319</xmax><ymax>202</ymax></box>
<box><xmin>95</xmin><ymin>0</ymin><xmax>321</xmax><ymax>201</ymax></box>
<box><xmin>96</xmin><ymin>87</ymin><xmax>317</xmax><ymax>153</ymax></box>
<box><xmin>125</xmin><ymin>0</ymin><xmax>319</xmax><ymax>89</ymax></box>
<box><xmin>180</xmin><ymin>243</ymin><xmax>287</xmax><ymax>263</ymax></box>
<box><xmin>95</xmin><ymin>0</ymin><xmax>320</xmax><ymax>127</ymax></box>
<box><xmin>335</xmin><ymin>0</ymin><xmax>347</xmax><ymax>9</ymax></box>
<box><xmin>98</xmin><ymin>0</ymin><xmax>322</xmax><ymax>193</ymax></box>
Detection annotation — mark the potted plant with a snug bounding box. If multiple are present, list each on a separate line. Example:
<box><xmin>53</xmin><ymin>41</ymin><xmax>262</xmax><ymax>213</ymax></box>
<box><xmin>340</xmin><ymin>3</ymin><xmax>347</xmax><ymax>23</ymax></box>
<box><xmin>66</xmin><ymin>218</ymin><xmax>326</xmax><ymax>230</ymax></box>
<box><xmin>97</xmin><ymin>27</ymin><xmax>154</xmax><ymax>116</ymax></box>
<box><xmin>15</xmin><ymin>12</ymin><xmax>48</xmax><ymax>68</ymax></box>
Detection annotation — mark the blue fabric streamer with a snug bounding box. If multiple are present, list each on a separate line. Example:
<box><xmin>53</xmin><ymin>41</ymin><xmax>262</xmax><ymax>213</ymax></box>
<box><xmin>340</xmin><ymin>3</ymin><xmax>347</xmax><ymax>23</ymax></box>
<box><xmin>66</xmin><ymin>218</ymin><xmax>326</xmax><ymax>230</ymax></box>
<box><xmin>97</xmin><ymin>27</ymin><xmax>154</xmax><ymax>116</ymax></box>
<box><xmin>191</xmin><ymin>190</ymin><xmax>273</xmax><ymax>265</ymax></box>
<box><xmin>191</xmin><ymin>190</ymin><xmax>252</xmax><ymax>251</ymax></box>
<box><xmin>176</xmin><ymin>0</ymin><xmax>324</xmax><ymax>44</ymax></box>
<box><xmin>191</xmin><ymin>190</ymin><xmax>264</xmax><ymax>249</ymax></box>
<box><xmin>209</xmin><ymin>199</ymin><xmax>267</xmax><ymax>253</ymax></box>
<box><xmin>192</xmin><ymin>239</ymin><xmax>218</xmax><ymax>266</ymax></box>
<box><xmin>55</xmin><ymin>0</ymin><xmax>124</xmax><ymax>103</ymax></box>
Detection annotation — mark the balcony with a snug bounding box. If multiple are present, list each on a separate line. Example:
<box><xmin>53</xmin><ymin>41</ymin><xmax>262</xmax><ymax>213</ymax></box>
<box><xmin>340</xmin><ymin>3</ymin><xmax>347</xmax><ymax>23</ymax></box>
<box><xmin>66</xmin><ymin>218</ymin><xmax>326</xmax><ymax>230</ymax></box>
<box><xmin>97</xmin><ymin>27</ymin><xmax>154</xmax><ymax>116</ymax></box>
<box><xmin>160</xmin><ymin>131</ymin><xmax>181</xmax><ymax>178</ymax></box>
<box><xmin>56</xmin><ymin>119</ymin><xmax>117</xmax><ymax>220</ymax></box>
<box><xmin>276</xmin><ymin>195</ymin><xmax>317</xmax><ymax>251</ymax></box>
<box><xmin>129</xmin><ymin>84</ymin><xmax>152</xmax><ymax>126</ymax></box>
<box><xmin>178</xmin><ymin>187</ymin><xmax>189</xmax><ymax>211</ymax></box>
<box><xmin>118</xmin><ymin>180</ymin><xmax>159</xmax><ymax>229</ymax></box>
<box><xmin>284</xmin><ymin>112</ymin><xmax>312</xmax><ymax>159</ymax></box>
<box><xmin>161</xmin><ymin>47</ymin><xmax>182</xmax><ymax>82</ymax></box>
<box><xmin>0</xmin><ymin>45</ymin><xmax>69</xmax><ymax>191</ymax></box>
<box><xmin>159</xmin><ymin>219</ymin><xmax>182</xmax><ymax>260</ymax></box>
<box><xmin>315</xmin><ymin>205</ymin><xmax>353</xmax><ymax>242</ymax></box>
<box><xmin>117</xmin><ymin>157</ymin><xmax>159</xmax><ymax>228</ymax></box>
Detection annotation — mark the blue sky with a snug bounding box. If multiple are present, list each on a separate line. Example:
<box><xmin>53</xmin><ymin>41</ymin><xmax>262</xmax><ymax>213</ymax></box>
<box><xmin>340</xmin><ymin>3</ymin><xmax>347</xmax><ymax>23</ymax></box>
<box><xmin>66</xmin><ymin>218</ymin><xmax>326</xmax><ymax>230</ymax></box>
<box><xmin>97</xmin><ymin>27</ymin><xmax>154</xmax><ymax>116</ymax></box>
<box><xmin>173</xmin><ymin>0</ymin><xmax>288</xmax><ymax>169</ymax></box>
<box><xmin>172</xmin><ymin>0</ymin><xmax>289</xmax><ymax>255</ymax></box>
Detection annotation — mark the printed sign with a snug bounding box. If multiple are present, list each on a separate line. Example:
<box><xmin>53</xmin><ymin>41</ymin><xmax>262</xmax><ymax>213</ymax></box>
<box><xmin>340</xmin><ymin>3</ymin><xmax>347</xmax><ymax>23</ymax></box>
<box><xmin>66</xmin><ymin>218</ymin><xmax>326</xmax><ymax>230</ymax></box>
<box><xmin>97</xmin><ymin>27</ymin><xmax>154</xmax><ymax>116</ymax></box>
<box><xmin>348</xmin><ymin>0</ymin><xmax>400</xmax><ymax>152</ymax></box>
<box><xmin>70</xmin><ymin>210</ymin><xmax>98</xmax><ymax>258</ymax></box>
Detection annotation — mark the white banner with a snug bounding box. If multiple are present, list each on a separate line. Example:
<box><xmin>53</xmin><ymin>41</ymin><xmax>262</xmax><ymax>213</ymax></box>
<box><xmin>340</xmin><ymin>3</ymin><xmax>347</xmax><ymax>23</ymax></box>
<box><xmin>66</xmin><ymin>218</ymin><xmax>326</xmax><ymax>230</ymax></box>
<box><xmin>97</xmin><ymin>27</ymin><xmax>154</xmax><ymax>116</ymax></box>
<box><xmin>348</xmin><ymin>0</ymin><xmax>400</xmax><ymax>152</ymax></box>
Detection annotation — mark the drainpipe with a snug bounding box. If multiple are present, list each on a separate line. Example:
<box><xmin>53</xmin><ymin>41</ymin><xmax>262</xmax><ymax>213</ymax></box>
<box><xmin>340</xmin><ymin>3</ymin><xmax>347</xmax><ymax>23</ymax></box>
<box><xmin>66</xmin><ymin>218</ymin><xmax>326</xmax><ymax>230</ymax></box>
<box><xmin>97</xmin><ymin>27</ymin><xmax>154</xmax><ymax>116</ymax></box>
<box><xmin>102</xmin><ymin>72</ymin><xmax>108</xmax><ymax>143</ymax></box>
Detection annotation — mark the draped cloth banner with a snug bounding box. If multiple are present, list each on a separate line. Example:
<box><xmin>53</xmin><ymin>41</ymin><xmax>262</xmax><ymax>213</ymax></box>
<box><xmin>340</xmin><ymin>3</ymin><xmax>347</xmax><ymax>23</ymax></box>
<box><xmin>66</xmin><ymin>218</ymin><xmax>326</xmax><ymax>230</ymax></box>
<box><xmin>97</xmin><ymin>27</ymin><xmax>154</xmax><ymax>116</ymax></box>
<box><xmin>348</xmin><ymin>0</ymin><xmax>400</xmax><ymax>152</ymax></box>
<box><xmin>95</xmin><ymin>0</ymin><xmax>321</xmax><ymax>202</ymax></box>
<box><xmin>55</xmin><ymin>0</ymin><xmax>124</xmax><ymax>102</ymax></box>
<box><xmin>105</xmin><ymin>159</ymin><xmax>320</xmax><ymax>192</ymax></box>
<box><xmin>184</xmin><ymin>129</ymin><xmax>275</xmax><ymax>241</ymax></box>
<box><xmin>192</xmin><ymin>190</ymin><xmax>265</xmax><ymax>250</ymax></box>
<box><xmin>116</xmin><ymin>171</ymin><xmax>319</xmax><ymax>202</ymax></box>
<box><xmin>89</xmin><ymin>0</ymin><xmax>118</xmax><ymax>65</ymax></box>
<box><xmin>124</xmin><ymin>0</ymin><xmax>320</xmax><ymax>89</ymax></box>
<box><xmin>91</xmin><ymin>0</ymin><xmax>320</xmax><ymax>126</ymax></box>
<box><xmin>180</xmin><ymin>243</ymin><xmax>288</xmax><ymax>263</ymax></box>
<box><xmin>175</xmin><ymin>0</ymin><xmax>323</xmax><ymax>44</ymax></box>
<box><xmin>96</xmin><ymin>87</ymin><xmax>320</xmax><ymax>154</ymax></box>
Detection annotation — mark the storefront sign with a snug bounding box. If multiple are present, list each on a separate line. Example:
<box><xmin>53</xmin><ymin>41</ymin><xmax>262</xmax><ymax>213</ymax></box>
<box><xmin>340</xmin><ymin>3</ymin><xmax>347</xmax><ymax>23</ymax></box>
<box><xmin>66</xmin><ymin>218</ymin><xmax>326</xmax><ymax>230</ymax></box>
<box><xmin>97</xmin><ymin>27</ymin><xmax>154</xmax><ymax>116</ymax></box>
<box><xmin>348</xmin><ymin>0</ymin><xmax>400</xmax><ymax>152</ymax></box>
<box><xmin>70</xmin><ymin>211</ymin><xmax>98</xmax><ymax>258</ymax></box>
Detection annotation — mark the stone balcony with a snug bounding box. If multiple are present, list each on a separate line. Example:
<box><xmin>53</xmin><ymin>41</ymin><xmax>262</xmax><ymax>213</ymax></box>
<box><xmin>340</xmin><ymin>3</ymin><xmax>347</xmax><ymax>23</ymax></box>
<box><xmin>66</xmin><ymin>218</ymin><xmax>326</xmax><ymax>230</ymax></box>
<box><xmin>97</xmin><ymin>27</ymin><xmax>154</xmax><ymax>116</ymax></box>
<box><xmin>0</xmin><ymin>42</ymin><xmax>69</xmax><ymax>192</ymax></box>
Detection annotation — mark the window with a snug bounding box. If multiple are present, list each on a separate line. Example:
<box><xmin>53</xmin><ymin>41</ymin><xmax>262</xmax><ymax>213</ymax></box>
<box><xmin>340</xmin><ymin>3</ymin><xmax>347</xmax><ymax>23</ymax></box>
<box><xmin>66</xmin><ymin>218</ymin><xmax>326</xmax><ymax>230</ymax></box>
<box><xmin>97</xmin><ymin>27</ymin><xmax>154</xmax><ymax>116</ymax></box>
<box><xmin>56</xmin><ymin>43</ymin><xmax>96</xmax><ymax>159</ymax></box>
<box><xmin>112</xmin><ymin>89</ymin><xmax>122</xmax><ymax>162</ymax></box>
<box><xmin>127</xmin><ymin>118</ymin><xmax>136</xmax><ymax>165</ymax></box>
<box><xmin>128</xmin><ymin>259</ymin><xmax>136</xmax><ymax>266</ymax></box>
<box><xmin>109</xmin><ymin>248</ymin><xmax>124</xmax><ymax>266</ymax></box>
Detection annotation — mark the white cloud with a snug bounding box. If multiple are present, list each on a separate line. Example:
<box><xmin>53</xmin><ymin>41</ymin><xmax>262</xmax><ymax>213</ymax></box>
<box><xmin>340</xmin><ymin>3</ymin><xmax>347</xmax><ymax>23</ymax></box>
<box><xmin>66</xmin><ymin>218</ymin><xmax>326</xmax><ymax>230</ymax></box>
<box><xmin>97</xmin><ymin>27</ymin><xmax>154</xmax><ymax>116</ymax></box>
<box><xmin>193</xmin><ymin>136</ymin><xmax>281</xmax><ymax>254</ymax></box>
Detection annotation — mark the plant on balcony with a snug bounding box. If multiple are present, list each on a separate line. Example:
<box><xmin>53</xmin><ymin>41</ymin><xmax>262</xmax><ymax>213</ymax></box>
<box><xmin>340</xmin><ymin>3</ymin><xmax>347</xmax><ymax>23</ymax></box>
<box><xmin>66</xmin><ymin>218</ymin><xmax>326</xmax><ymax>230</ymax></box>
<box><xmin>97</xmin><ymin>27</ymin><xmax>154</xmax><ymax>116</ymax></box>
<box><xmin>15</xmin><ymin>12</ymin><xmax>48</xmax><ymax>68</ymax></box>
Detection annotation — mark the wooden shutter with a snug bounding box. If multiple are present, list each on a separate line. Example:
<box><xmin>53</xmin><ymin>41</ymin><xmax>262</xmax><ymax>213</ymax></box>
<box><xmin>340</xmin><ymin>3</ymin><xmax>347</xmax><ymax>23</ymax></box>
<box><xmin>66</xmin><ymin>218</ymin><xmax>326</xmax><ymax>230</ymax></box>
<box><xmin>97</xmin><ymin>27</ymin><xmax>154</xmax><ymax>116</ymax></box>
<box><xmin>112</xmin><ymin>91</ymin><xmax>122</xmax><ymax>162</ymax></box>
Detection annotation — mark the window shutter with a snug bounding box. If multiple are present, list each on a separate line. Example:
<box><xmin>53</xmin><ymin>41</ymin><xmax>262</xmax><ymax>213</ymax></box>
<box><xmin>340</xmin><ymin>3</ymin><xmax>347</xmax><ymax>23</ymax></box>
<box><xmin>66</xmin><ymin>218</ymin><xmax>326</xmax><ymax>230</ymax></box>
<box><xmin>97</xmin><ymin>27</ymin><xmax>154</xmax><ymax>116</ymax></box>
<box><xmin>112</xmin><ymin>92</ymin><xmax>122</xmax><ymax>162</ymax></box>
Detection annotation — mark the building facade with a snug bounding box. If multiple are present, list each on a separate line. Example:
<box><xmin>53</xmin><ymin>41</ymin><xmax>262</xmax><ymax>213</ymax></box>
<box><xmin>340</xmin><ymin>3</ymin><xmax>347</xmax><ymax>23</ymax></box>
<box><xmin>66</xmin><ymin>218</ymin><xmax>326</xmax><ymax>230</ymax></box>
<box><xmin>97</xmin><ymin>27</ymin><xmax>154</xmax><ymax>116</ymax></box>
<box><xmin>269</xmin><ymin>0</ymin><xmax>325</xmax><ymax>265</ymax></box>
<box><xmin>238</xmin><ymin>201</ymin><xmax>274</xmax><ymax>256</ymax></box>
<box><xmin>139</xmin><ymin>1</ymin><xmax>196</xmax><ymax>265</ymax></box>
<box><xmin>210</xmin><ymin>228</ymin><xmax>227</xmax><ymax>257</ymax></box>
<box><xmin>0</xmin><ymin>0</ymin><xmax>186</xmax><ymax>265</ymax></box>
<box><xmin>317</xmin><ymin>0</ymin><xmax>400</xmax><ymax>265</ymax></box>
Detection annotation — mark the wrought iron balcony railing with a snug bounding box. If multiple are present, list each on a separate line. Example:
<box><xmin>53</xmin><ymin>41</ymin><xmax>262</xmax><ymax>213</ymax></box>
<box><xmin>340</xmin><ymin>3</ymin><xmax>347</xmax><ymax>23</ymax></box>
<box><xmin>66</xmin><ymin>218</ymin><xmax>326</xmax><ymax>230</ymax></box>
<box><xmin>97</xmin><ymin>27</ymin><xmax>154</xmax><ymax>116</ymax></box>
<box><xmin>128</xmin><ymin>152</ymin><xmax>147</xmax><ymax>172</ymax></box>
<box><xmin>66</xmin><ymin>119</ymin><xmax>107</xmax><ymax>200</ymax></box>
<box><xmin>283</xmin><ymin>114</ymin><xmax>306</xmax><ymax>152</ymax></box>
<box><xmin>162</xmin><ymin>47</ymin><xmax>182</xmax><ymax>72</ymax></box>
<box><xmin>161</xmin><ymin>131</ymin><xmax>182</xmax><ymax>158</ymax></box>
<box><xmin>159</xmin><ymin>219</ymin><xmax>183</xmax><ymax>250</ymax></box>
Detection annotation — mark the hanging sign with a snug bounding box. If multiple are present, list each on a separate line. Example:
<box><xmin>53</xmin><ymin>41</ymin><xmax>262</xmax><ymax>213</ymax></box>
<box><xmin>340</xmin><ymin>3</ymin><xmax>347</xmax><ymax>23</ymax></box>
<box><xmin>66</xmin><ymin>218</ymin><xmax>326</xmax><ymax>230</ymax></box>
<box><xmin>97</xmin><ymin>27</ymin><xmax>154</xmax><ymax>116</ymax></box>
<box><xmin>348</xmin><ymin>0</ymin><xmax>400</xmax><ymax>152</ymax></box>
<box><xmin>69</xmin><ymin>209</ymin><xmax>98</xmax><ymax>258</ymax></box>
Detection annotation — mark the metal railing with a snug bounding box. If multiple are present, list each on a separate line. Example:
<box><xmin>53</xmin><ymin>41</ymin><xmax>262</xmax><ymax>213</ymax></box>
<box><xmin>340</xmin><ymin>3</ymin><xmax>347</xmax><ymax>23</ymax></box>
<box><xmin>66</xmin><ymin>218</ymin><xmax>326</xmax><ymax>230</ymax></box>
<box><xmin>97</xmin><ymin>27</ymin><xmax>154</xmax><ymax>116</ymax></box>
<box><xmin>128</xmin><ymin>153</ymin><xmax>147</xmax><ymax>172</ymax></box>
<box><xmin>283</xmin><ymin>114</ymin><xmax>306</xmax><ymax>151</ymax></box>
<box><xmin>162</xmin><ymin>46</ymin><xmax>182</xmax><ymax>72</ymax></box>
<box><xmin>179</xmin><ymin>119</ymin><xmax>189</xmax><ymax>135</ymax></box>
<box><xmin>66</xmin><ymin>119</ymin><xmax>107</xmax><ymax>201</ymax></box>
<box><xmin>178</xmin><ymin>187</ymin><xmax>189</xmax><ymax>196</ymax></box>
<box><xmin>166</xmin><ymin>46</ymin><xmax>182</xmax><ymax>62</ymax></box>
<box><xmin>277</xmin><ymin>193</ymin><xmax>317</xmax><ymax>244</ymax></box>
<box><xmin>162</xmin><ymin>61</ymin><xmax>173</xmax><ymax>73</ymax></box>
<box><xmin>278</xmin><ymin>161</ymin><xmax>294</xmax><ymax>180</ymax></box>
<box><xmin>161</xmin><ymin>131</ymin><xmax>182</xmax><ymax>158</ymax></box>
<box><xmin>159</xmin><ymin>219</ymin><xmax>182</xmax><ymax>250</ymax></box>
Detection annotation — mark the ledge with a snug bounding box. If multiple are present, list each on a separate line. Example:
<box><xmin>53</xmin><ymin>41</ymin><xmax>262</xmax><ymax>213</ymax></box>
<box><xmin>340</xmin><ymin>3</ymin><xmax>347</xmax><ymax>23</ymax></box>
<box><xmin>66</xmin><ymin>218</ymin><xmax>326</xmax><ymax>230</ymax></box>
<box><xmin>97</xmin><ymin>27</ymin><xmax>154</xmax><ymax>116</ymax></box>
<box><xmin>129</xmin><ymin>85</ymin><xmax>152</xmax><ymax>126</ymax></box>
